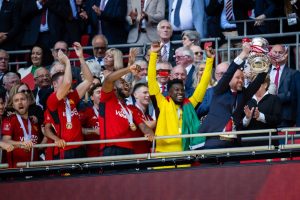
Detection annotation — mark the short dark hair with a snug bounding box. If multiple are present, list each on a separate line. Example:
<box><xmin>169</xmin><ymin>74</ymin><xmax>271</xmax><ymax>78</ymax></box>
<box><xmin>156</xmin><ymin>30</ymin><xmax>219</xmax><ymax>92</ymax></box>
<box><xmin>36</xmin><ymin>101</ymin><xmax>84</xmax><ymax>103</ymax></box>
<box><xmin>88</xmin><ymin>83</ymin><xmax>102</xmax><ymax>97</ymax></box>
<box><xmin>167</xmin><ymin>79</ymin><xmax>184</xmax><ymax>92</ymax></box>
<box><xmin>51</xmin><ymin>71</ymin><xmax>64</xmax><ymax>82</ymax></box>
<box><xmin>132</xmin><ymin>82</ymin><xmax>148</xmax><ymax>94</ymax></box>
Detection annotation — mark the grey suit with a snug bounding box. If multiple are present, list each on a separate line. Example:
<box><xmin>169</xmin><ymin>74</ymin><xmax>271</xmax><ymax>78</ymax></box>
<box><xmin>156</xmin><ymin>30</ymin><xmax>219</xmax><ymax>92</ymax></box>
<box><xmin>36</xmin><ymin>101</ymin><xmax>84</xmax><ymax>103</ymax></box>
<box><xmin>127</xmin><ymin>0</ymin><xmax>165</xmax><ymax>43</ymax></box>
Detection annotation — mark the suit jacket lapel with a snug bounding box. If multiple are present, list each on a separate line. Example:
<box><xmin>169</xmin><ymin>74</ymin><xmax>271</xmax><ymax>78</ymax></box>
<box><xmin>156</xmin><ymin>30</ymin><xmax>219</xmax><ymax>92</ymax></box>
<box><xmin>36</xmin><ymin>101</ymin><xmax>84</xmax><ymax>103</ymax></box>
<box><xmin>279</xmin><ymin>66</ymin><xmax>288</xmax><ymax>88</ymax></box>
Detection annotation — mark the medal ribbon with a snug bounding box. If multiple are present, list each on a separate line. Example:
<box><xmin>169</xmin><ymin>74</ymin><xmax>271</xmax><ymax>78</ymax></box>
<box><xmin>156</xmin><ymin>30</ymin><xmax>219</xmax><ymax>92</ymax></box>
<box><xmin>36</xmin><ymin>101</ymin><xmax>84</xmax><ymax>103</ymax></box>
<box><xmin>16</xmin><ymin>114</ymin><xmax>32</xmax><ymax>141</ymax></box>
<box><xmin>93</xmin><ymin>105</ymin><xmax>99</xmax><ymax>117</ymax></box>
<box><xmin>118</xmin><ymin>101</ymin><xmax>134</xmax><ymax>125</ymax></box>
<box><xmin>65</xmin><ymin>98</ymin><xmax>72</xmax><ymax>124</ymax></box>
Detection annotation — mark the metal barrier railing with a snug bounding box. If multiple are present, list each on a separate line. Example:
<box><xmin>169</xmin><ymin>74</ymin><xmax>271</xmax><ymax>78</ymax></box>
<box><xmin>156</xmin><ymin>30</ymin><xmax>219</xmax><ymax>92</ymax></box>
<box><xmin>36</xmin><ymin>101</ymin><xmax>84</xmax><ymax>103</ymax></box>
<box><xmin>2</xmin><ymin>127</ymin><xmax>298</xmax><ymax>168</ymax></box>
<box><xmin>231</xmin><ymin>17</ymin><xmax>290</xmax><ymax>36</ymax></box>
<box><xmin>225</xmin><ymin>31</ymin><xmax>300</xmax><ymax>70</ymax></box>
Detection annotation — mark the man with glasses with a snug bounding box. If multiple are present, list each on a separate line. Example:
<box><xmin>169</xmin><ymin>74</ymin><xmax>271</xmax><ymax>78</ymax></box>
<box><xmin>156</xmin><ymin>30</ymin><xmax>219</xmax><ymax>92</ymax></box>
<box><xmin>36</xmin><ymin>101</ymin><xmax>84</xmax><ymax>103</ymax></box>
<box><xmin>190</xmin><ymin>44</ymin><xmax>204</xmax><ymax>66</ymax></box>
<box><xmin>50</xmin><ymin>41</ymin><xmax>82</xmax><ymax>88</ymax></box>
<box><xmin>33</xmin><ymin>67</ymin><xmax>52</xmax><ymax>110</ymax></box>
<box><xmin>86</xmin><ymin>34</ymin><xmax>108</xmax><ymax>78</ymax></box>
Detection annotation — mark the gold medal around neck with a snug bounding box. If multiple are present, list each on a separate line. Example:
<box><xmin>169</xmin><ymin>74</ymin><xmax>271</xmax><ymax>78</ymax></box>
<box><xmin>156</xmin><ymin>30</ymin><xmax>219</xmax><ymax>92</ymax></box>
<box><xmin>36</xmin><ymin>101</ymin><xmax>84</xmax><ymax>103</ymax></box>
<box><xmin>129</xmin><ymin>123</ymin><xmax>137</xmax><ymax>131</ymax></box>
<box><xmin>66</xmin><ymin>122</ymin><xmax>73</xmax><ymax>129</ymax></box>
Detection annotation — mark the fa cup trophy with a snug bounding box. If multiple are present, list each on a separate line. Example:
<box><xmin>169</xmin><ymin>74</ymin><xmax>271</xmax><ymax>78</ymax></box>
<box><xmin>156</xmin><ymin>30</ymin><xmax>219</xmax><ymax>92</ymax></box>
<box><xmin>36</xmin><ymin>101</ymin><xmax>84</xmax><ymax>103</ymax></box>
<box><xmin>244</xmin><ymin>37</ymin><xmax>271</xmax><ymax>75</ymax></box>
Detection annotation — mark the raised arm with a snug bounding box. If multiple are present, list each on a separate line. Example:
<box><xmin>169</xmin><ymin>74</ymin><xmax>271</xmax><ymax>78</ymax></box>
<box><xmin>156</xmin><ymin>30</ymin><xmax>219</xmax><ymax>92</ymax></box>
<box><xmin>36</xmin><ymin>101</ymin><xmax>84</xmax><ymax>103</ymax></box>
<box><xmin>102</xmin><ymin>64</ymin><xmax>141</xmax><ymax>93</ymax></box>
<box><xmin>189</xmin><ymin>46</ymin><xmax>215</xmax><ymax>107</ymax></box>
<box><xmin>214</xmin><ymin>42</ymin><xmax>251</xmax><ymax>95</ymax></box>
<box><xmin>74</xmin><ymin>42</ymin><xmax>93</xmax><ymax>99</ymax></box>
<box><xmin>55</xmin><ymin>50</ymin><xmax>72</xmax><ymax>100</ymax></box>
<box><xmin>147</xmin><ymin>42</ymin><xmax>166</xmax><ymax>107</ymax></box>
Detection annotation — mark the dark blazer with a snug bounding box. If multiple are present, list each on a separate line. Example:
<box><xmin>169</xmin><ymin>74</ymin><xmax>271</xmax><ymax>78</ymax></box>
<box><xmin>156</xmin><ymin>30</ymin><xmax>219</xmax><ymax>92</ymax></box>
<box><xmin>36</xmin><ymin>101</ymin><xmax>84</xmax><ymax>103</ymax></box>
<box><xmin>205</xmin><ymin>0</ymin><xmax>254</xmax><ymax>40</ymax></box>
<box><xmin>33</xmin><ymin>86</ymin><xmax>53</xmax><ymax>110</ymax></box>
<box><xmin>185</xmin><ymin>65</ymin><xmax>195</xmax><ymax>98</ymax></box>
<box><xmin>197</xmin><ymin>86</ymin><xmax>214</xmax><ymax>119</ymax></box>
<box><xmin>276</xmin><ymin>65</ymin><xmax>296</xmax><ymax>126</ymax></box>
<box><xmin>253</xmin><ymin>0</ymin><xmax>276</xmax><ymax>34</ymax></box>
<box><xmin>168</xmin><ymin>42</ymin><xmax>178</xmax><ymax>67</ymax></box>
<box><xmin>291</xmin><ymin>71</ymin><xmax>300</xmax><ymax>129</ymax></box>
<box><xmin>241</xmin><ymin>93</ymin><xmax>282</xmax><ymax>146</ymax></box>
<box><xmin>21</xmin><ymin>0</ymin><xmax>63</xmax><ymax>48</ymax></box>
<box><xmin>199</xmin><ymin>61</ymin><xmax>267</xmax><ymax>134</ymax></box>
<box><xmin>86</xmin><ymin>0</ymin><xmax>128</xmax><ymax>44</ymax></box>
<box><xmin>0</xmin><ymin>0</ymin><xmax>21</xmax><ymax>50</ymax></box>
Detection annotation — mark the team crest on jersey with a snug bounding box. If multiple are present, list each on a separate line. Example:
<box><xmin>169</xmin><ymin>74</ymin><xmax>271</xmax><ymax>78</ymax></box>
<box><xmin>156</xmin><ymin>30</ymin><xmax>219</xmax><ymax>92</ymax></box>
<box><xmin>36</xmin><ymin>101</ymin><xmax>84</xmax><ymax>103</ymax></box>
<box><xmin>3</xmin><ymin>123</ymin><xmax>10</xmax><ymax>131</ymax></box>
<box><xmin>69</xmin><ymin>99</ymin><xmax>75</xmax><ymax>105</ymax></box>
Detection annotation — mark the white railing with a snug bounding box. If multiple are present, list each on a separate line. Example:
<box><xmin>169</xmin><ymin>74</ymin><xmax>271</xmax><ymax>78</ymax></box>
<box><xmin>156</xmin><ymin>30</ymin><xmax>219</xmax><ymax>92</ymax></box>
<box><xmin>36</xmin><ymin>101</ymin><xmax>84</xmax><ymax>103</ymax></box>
<box><xmin>4</xmin><ymin>127</ymin><xmax>298</xmax><ymax>168</ymax></box>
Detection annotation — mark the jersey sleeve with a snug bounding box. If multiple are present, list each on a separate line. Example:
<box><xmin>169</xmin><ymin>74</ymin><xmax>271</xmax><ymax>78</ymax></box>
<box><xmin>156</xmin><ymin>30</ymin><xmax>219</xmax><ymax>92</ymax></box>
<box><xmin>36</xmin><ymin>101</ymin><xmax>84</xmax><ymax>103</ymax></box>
<box><xmin>46</xmin><ymin>92</ymin><xmax>60</xmax><ymax>112</ymax></box>
<box><xmin>130</xmin><ymin>106</ymin><xmax>145</xmax><ymax>126</ymax></box>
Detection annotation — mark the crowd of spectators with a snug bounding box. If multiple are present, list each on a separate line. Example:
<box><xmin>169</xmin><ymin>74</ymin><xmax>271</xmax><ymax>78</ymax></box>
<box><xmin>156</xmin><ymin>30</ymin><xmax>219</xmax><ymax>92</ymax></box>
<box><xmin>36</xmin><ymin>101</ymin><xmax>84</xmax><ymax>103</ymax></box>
<box><xmin>0</xmin><ymin>0</ymin><xmax>300</xmax><ymax>169</ymax></box>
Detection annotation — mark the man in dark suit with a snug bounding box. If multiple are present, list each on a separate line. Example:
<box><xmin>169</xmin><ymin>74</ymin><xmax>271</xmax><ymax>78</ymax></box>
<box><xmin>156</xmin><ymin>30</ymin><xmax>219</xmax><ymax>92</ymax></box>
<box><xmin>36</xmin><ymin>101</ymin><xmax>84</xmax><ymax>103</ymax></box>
<box><xmin>86</xmin><ymin>0</ymin><xmax>128</xmax><ymax>45</ymax></box>
<box><xmin>157</xmin><ymin>20</ymin><xmax>178</xmax><ymax>67</ymax></box>
<box><xmin>253</xmin><ymin>0</ymin><xmax>276</xmax><ymax>35</ymax></box>
<box><xmin>269</xmin><ymin>44</ymin><xmax>296</xmax><ymax>128</ymax></box>
<box><xmin>205</xmin><ymin>0</ymin><xmax>254</xmax><ymax>44</ymax></box>
<box><xmin>0</xmin><ymin>0</ymin><xmax>20</xmax><ymax>50</ymax></box>
<box><xmin>33</xmin><ymin>67</ymin><xmax>53</xmax><ymax>110</ymax></box>
<box><xmin>197</xmin><ymin>61</ymin><xmax>229</xmax><ymax>119</ymax></box>
<box><xmin>291</xmin><ymin>71</ymin><xmax>300</xmax><ymax>131</ymax></box>
<box><xmin>21</xmin><ymin>0</ymin><xmax>63</xmax><ymax>49</ymax></box>
<box><xmin>197</xmin><ymin>42</ymin><xmax>268</xmax><ymax>149</ymax></box>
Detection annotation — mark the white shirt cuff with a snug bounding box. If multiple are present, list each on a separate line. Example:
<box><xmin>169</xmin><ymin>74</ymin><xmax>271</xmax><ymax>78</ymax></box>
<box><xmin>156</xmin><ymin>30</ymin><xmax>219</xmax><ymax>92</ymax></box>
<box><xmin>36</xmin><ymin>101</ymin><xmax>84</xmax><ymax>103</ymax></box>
<box><xmin>234</xmin><ymin>56</ymin><xmax>244</xmax><ymax>65</ymax></box>
<box><xmin>257</xmin><ymin>112</ymin><xmax>266</xmax><ymax>123</ymax></box>
<box><xmin>243</xmin><ymin>116</ymin><xmax>251</xmax><ymax>127</ymax></box>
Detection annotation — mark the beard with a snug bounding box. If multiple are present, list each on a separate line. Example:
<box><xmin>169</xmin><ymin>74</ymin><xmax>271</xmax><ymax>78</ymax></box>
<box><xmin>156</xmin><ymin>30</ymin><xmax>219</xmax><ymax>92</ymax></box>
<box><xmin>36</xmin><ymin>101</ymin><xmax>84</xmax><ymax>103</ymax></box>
<box><xmin>116</xmin><ymin>87</ymin><xmax>128</xmax><ymax>99</ymax></box>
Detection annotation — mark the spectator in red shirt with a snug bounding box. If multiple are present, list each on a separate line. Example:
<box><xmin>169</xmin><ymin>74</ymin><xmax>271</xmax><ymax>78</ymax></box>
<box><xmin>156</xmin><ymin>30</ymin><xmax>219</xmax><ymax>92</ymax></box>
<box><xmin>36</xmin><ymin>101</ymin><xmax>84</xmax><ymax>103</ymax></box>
<box><xmin>44</xmin><ymin>42</ymin><xmax>93</xmax><ymax>159</ymax></box>
<box><xmin>99</xmin><ymin>64</ymin><xmax>154</xmax><ymax>156</ymax></box>
<box><xmin>2</xmin><ymin>91</ymin><xmax>41</xmax><ymax>168</ymax></box>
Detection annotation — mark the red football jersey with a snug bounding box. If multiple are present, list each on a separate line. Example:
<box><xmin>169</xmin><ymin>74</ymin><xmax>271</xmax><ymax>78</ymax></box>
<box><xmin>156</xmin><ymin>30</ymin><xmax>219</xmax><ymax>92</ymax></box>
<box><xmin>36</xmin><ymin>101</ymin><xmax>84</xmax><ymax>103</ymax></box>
<box><xmin>80</xmin><ymin>106</ymin><xmax>100</xmax><ymax>157</ymax></box>
<box><xmin>2</xmin><ymin>115</ymin><xmax>40</xmax><ymax>168</ymax></box>
<box><xmin>46</xmin><ymin>90</ymin><xmax>83</xmax><ymax>150</ymax></box>
<box><xmin>43</xmin><ymin>109</ymin><xmax>60</xmax><ymax>160</ymax></box>
<box><xmin>128</xmin><ymin>105</ymin><xmax>152</xmax><ymax>154</ymax></box>
<box><xmin>99</xmin><ymin>90</ymin><xmax>143</xmax><ymax>150</ymax></box>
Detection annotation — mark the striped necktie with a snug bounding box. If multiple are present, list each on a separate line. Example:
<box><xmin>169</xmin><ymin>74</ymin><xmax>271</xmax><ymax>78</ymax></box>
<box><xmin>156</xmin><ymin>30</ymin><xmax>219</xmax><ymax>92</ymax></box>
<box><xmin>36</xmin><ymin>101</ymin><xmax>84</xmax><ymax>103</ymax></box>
<box><xmin>225</xmin><ymin>0</ymin><xmax>233</xmax><ymax>21</ymax></box>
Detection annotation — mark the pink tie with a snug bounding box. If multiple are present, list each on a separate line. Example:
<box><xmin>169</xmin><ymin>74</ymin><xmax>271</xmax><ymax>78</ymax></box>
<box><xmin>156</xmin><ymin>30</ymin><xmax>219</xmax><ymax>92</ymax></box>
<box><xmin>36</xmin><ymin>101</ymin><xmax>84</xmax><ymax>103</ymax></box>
<box><xmin>274</xmin><ymin>65</ymin><xmax>280</xmax><ymax>93</ymax></box>
<box><xmin>161</xmin><ymin>84</ymin><xmax>166</xmax><ymax>93</ymax></box>
<box><xmin>41</xmin><ymin>9</ymin><xmax>47</xmax><ymax>25</ymax></box>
